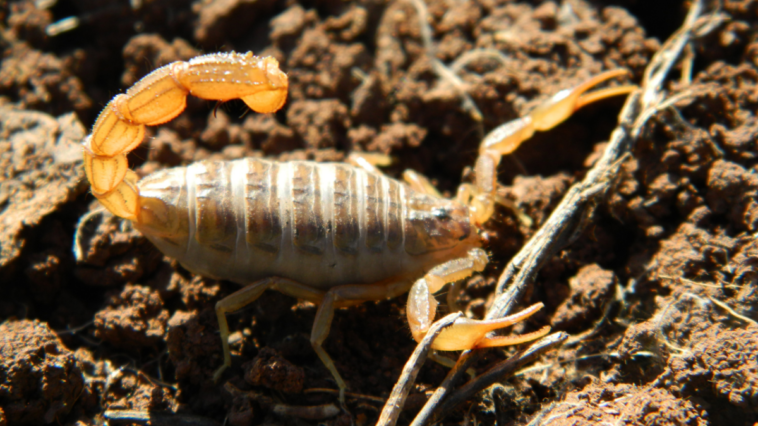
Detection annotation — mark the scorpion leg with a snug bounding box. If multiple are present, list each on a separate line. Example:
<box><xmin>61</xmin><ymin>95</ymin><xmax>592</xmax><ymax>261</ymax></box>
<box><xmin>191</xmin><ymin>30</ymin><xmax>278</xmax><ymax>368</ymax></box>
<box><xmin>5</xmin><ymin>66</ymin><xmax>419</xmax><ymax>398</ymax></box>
<box><xmin>214</xmin><ymin>277</ymin><xmax>325</xmax><ymax>381</ymax></box>
<box><xmin>406</xmin><ymin>248</ymin><xmax>550</xmax><ymax>350</ymax></box>
<box><xmin>310</xmin><ymin>277</ymin><xmax>415</xmax><ymax>403</ymax></box>
<box><xmin>348</xmin><ymin>151</ymin><xmax>443</xmax><ymax>197</ymax></box>
<box><xmin>346</xmin><ymin>152</ymin><xmax>392</xmax><ymax>175</ymax></box>
<box><xmin>402</xmin><ymin>169</ymin><xmax>442</xmax><ymax>197</ymax></box>
<box><xmin>464</xmin><ymin>69</ymin><xmax>637</xmax><ymax>224</ymax></box>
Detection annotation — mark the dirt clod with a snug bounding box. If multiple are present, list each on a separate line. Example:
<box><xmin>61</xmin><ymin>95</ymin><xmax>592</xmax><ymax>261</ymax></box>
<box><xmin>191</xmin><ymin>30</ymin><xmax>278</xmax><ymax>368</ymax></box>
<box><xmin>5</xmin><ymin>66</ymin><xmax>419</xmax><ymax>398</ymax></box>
<box><xmin>94</xmin><ymin>284</ymin><xmax>170</xmax><ymax>347</ymax></box>
<box><xmin>244</xmin><ymin>347</ymin><xmax>305</xmax><ymax>394</ymax></box>
<box><xmin>0</xmin><ymin>107</ymin><xmax>86</xmax><ymax>272</ymax></box>
<box><xmin>552</xmin><ymin>264</ymin><xmax>616</xmax><ymax>331</ymax></box>
<box><xmin>166</xmin><ymin>309</ymin><xmax>222</xmax><ymax>383</ymax></box>
<box><xmin>544</xmin><ymin>383</ymin><xmax>707</xmax><ymax>426</ymax></box>
<box><xmin>661</xmin><ymin>324</ymin><xmax>758</xmax><ymax>409</ymax></box>
<box><xmin>0</xmin><ymin>320</ymin><xmax>84</xmax><ymax>424</ymax></box>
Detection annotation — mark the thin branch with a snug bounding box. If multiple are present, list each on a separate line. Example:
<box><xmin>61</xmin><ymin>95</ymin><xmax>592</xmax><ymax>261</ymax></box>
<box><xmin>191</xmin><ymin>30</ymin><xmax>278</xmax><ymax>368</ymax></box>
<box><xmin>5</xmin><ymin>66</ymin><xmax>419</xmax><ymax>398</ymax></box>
<box><xmin>409</xmin><ymin>346</ymin><xmax>482</xmax><ymax>426</ymax></box>
<box><xmin>103</xmin><ymin>410</ymin><xmax>220</xmax><ymax>426</ymax></box>
<box><xmin>225</xmin><ymin>383</ymin><xmax>341</xmax><ymax>420</ymax></box>
<box><xmin>434</xmin><ymin>332</ymin><xmax>568</xmax><ymax>419</ymax></box>
<box><xmin>377</xmin><ymin>312</ymin><xmax>463</xmax><ymax>426</ymax></box>
<box><xmin>707</xmin><ymin>296</ymin><xmax>758</xmax><ymax>326</ymax></box>
<box><xmin>407</xmin><ymin>0</ymin><xmax>484</xmax><ymax>122</ymax></box>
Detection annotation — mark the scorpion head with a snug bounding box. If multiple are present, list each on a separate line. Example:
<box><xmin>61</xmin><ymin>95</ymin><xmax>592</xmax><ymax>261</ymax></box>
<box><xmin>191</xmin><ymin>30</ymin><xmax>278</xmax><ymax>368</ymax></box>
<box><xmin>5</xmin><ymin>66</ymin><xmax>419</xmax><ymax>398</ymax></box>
<box><xmin>405</xmin><ymin>194</ymin><xmax>475</xmax><ymax>255</ymax></box>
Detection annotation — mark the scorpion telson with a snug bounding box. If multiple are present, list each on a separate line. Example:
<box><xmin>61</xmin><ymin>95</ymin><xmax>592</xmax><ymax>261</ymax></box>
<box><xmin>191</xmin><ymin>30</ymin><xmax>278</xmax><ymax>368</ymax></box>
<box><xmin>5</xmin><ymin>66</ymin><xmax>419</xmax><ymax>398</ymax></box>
<box><xmin>83</xmin><ymin>51</ymin><xmax>636</xmax><ymax>402</ymax></box>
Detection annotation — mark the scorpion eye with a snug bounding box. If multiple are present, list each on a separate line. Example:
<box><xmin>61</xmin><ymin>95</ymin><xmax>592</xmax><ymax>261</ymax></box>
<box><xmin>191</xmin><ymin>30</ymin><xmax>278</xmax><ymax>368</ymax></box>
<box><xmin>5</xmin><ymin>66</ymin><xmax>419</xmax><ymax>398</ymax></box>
<box><xmin>432</xmin><ymin>207</ymin><xmax>451</xmax><ymax>220</ymax></box>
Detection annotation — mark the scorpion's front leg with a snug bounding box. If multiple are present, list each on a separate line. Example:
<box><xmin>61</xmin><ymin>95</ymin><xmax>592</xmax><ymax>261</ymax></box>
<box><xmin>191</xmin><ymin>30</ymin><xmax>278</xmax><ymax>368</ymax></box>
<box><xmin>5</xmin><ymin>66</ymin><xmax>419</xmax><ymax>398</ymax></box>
<box><xmin>407</xmin><ymin>248</ymin><xmax>550</xmax><ymax>349</ymax></box>
<box><xmin>462</xmin><ymin>69</ymin><xmax>636</xmax><ymax>224</ymax></box>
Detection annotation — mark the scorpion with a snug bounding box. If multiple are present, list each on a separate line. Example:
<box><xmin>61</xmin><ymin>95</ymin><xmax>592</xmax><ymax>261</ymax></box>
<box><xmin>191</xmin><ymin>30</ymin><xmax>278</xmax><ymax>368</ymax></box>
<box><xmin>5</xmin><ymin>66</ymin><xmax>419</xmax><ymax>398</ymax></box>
<box><xmin>82</xmin><ymin>51</ymin><xmax>634</xmax><ymax>401</ymax></box>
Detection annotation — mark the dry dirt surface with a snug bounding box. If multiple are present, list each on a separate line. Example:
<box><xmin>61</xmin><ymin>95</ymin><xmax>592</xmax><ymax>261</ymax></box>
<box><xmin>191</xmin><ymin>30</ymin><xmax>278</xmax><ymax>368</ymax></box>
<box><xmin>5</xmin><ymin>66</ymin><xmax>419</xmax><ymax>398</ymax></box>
<box><xmin>1</xmin><ymin>0</ymin><xmax>757</xmax><ymax>425</ymax></box>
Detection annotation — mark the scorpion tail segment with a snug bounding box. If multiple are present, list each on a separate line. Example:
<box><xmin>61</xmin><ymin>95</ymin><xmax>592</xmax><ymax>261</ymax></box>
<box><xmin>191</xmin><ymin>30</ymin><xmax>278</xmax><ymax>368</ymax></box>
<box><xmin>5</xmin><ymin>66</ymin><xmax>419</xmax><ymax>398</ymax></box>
<box><xmin>83</xmin><ymin>148</ymin><xmax>128</xmax><ymax>195</ymax></box>
<box><xmin>240</xmin><ymin>57</ymin><xmax>289</xmax><ymax>113</ymax></box>
<box><xmin>91</xmin><ymin>169</ymin><xmax>141</xmax><ymax>221</ymax></box>
<box><xmin>241</xmin><ymin>88</ymin><xmax>288</xmax><ymax>114</ymax></box>
<box><xmin>84</xmin><ymin>52</ymin><xmax>290</xmax><ymax>222</ymax></box>
<box><xmin>171</xmin><ymin>53</ymin><xmax>289</xmax><ymax>114</ymax></box>
<box><xmin>121</xmin><ymin>62</ymin><xmax>190</xmax><ymax>127</ymax></box>
<box><xmin>88</xmin><ymin>96</ymin><xmax>146</xmax><ymax>157</ymax></box>
<box><xmin>428</xmin><ymin>303</ymin><xmax>548</xmax><ymax>351</ymax></box>
<box><xmin>89</xmin><ymin>65</ymin><xmax>190</xmax><ymax>156</ymax></box>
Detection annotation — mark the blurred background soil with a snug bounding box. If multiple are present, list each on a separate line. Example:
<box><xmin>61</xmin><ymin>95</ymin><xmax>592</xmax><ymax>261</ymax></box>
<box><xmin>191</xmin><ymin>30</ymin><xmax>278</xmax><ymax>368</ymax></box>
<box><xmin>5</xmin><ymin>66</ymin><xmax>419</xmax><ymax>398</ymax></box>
<box><xmin>0</xmin><ymin>0</ymin><xmax>757</xmax><ymax>425</ymax></box>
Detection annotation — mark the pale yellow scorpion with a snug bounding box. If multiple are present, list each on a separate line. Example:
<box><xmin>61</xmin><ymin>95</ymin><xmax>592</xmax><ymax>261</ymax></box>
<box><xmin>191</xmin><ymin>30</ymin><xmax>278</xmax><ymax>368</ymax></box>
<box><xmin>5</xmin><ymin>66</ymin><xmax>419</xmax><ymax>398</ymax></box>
<box><xmin>82</xmin><ymin>51</ymin><xmax>634</xmax><ymax>400</ymax></box>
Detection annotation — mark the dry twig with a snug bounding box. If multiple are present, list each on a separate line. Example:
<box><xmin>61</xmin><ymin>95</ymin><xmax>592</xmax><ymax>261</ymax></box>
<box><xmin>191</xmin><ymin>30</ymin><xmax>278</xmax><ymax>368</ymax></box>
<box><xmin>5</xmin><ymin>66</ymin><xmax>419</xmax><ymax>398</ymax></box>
<box><xmin>407</xmin><ymin>0</ymin><xmax>484</xmax><ymax>123</ymax></box>
<box><xmin>376</xmin><ymin>312</ymin><xmax>463</xmax><ymax>426</ymax></box>
<box><xmin>434</xmin><ymin>331</ymin><xmax>568</xmax><ymax>419</ymax></box>
<box><xmin>104</xmin><ymin>410</ymin><xmax>219</xmax><ymax>426</ymax></box>
<box><xmin>224</xmin><ymin>383</ymin><xmax>341</xmax><ymax>421</ymax></box>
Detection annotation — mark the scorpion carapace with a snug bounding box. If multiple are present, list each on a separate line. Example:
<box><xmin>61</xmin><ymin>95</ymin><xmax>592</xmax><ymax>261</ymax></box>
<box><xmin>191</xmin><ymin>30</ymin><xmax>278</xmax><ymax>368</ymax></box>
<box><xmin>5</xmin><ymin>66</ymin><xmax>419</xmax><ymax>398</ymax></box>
<box><xmin>83</xmin><ymin>51</ymin><xmax>636</xmax><ymax>402</ymax></box>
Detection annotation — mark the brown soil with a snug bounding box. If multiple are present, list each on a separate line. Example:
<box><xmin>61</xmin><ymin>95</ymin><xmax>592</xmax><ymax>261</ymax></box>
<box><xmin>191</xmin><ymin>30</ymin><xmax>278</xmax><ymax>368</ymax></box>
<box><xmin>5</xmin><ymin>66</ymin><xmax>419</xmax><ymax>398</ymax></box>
<box><xmin>1</xmin><ymin>0</ymin><xmax>757</xmax><ymax>425</ymax></box>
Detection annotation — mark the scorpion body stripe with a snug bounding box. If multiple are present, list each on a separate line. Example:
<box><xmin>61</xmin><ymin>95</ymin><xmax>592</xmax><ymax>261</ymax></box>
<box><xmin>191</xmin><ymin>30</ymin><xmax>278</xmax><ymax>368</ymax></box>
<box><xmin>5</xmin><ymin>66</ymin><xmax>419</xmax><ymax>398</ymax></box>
<box><xmin>244</xmin><ymin>160</ymin><xmax>282</xmax><ymax>253</ymax></box>
<box><xmin>138</xmin><ymin>158</ymin><xmax>478</xmax><ymax>290</ymax></box>
<box><xmin>183</xmin><ymin>160</ymin><xmax>198</xmax><ymax>262</ymax></box>
<box><xmin>230</xmin><ymin>159</ymin><xmax>248</xmax><ymax>268</ymax></box>
<box><xmin>292</xmin><ymin>163</ymin><xmax>325</xmax><ymax>254</ymax></box>
<box><xmin>194</xmin><ymin>161</ymin><xmax>236</xmax><ymax>251</ymax></box>
<box><xmin>332</xmin><ymin>165</ymin><xmax>359</xmax><ymax>254</ymax></box>
<box><xmin>364</xmin><ymin>172</ymin><xmax>385</xmax><ymax>251</ymax></box>
<box><xmin>386</xmin><ymin>178</ymin><xmax>403</xmax><ymax>250</ymax></box>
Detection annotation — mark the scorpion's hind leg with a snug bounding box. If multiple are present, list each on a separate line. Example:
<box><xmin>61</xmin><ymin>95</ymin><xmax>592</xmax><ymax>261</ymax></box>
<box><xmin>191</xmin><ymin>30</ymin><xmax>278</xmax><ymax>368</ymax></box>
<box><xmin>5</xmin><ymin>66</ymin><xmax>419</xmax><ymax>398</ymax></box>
<box><xmin>346</xmin><ymin>152</ymin><xmax>392</xmax><ymax>175</ymax></box>
<box><xmin>465</xmin><ymin>69</ymin><xmax>637</xmax><ymax>224</ymax></box>
<box><xmin>402</xmin><ymin>169</ymin><xmax>442</xmax><ymax>197</ymax></box>
<box><xmin>406</xmin><ymin>248</ymin><xmax>550</xmax><ymax>351</ymax></box>
<box><xmin>310</xmin><ymin>277</ymin><xmax>415</xmax><ymax>404</ymax></box>
<box><xmin>213</xmin><ymin>277</ymin><xmax>326</xmax><ymax>381</ymax></box>
<box><xmin>347</xmin><ymin>151</ymin><xmax>442</xmax><ymax>196</ymax></box>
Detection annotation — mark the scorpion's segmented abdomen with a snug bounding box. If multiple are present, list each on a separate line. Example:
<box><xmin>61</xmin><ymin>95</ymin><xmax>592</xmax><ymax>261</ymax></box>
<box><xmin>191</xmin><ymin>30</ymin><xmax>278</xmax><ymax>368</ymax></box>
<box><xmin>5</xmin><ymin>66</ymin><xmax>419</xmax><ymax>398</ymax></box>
<box><xmin>137</xmin><ymin>158</ymin><xmax>472</xmax><ymax>287</ymax></box>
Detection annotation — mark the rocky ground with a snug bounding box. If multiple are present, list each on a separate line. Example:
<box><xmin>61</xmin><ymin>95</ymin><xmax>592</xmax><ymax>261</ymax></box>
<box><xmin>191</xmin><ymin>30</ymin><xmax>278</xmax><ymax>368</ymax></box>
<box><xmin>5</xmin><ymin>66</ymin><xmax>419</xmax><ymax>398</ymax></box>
<box><xmin>0</xmin><ymin>0</ymin><xmax>757</xmax><ymax>425</ymax></box>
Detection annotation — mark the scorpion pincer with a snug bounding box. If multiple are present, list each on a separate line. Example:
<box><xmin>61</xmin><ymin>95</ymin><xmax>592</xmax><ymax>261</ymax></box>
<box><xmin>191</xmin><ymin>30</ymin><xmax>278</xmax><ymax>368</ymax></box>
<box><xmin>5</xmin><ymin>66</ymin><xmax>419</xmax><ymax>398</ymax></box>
<box><xmin>82</xmin><ymin>51</ymin><xmax>635</xmax><ymax>401</ymax></box>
